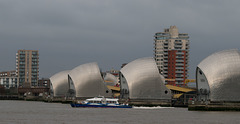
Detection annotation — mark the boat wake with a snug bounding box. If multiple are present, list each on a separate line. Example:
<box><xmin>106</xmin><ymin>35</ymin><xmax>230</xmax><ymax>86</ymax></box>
<box><xmin>132</xmin><ymin>106</ymin><xmax>174</xmax><ymax>109</ymax></box>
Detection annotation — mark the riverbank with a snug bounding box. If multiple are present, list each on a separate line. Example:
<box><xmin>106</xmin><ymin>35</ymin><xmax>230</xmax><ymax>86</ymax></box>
<box><xmin>0</xmin><ymin>95</ymin><xmax>23</xmax><ymax>100</ymax></box>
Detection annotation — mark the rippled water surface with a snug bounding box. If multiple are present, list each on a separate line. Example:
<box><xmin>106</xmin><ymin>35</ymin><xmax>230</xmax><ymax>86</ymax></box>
<box><xmin>0</xmin><ymin>100</ymin><xmax>240</xmax><ymax>124</ymax></box>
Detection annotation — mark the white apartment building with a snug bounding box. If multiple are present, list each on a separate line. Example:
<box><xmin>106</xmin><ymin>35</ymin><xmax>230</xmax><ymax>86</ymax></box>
<box><xmin>0</xmin><ymin>71</ymin><xmax>18</xmax><ymax>89</ymax></box>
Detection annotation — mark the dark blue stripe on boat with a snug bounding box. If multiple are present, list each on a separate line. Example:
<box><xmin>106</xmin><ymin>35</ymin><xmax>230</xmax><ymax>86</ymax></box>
<box><xmin>71</xmin><ymin>103</ymin><xmax>132</xmax><ymax>108</ymax></box>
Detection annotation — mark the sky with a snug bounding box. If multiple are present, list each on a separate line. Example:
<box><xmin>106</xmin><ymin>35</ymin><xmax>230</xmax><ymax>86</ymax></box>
<box><xmin>0</xmin><ymin>0</ymin><xmax>240</xmax><ymax>79</ymax></box>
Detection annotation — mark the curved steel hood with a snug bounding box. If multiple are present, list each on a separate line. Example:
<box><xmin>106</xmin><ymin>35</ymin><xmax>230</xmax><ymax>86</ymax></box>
<box><xmin>68</xmin><ymin>62</ymin><xmax>112</xmax><ymax>98</ymax></box>
<box><xmin>197</xmin><ymin>49</ymin><xmax>240</xmax><ymax>101</ymax></box>
<box><xmin>120</xmin><ymin>57</ymin><xmax>171</xmax><ymax>100</ymax></box>
<box><xmin>50</xmin><ymin>70</ymin><xmax>70</xmax><ymax>97</ymax></box>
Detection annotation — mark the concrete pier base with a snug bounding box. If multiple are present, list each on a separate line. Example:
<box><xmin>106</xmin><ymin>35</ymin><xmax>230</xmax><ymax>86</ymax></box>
<box><xmin>188</xmin><ymin>100</ymin><xmax>240</xmax><ymax>111</ymax></box>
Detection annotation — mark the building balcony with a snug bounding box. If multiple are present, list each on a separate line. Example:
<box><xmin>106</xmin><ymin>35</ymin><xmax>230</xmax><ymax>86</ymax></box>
<box><xmin>176</xmin><ymin>63</ymin><xmax>184</xmax><ymax>66</ymax></box>
<box><xmin>163</xmin><ymin>71</ymin><xmax>168</xmax><ymax>74</ymax></box>
<box><xmin>179</xmin><ymin>34</ymin><xmax>189</xmax><ymax>37</ymax></box>
<box><xmin>163</xmin><ymin>64</ymin><xmax>168</xmax><ymax>66</ymax></box>
<box><xmin>176</xmin><ymin>60</ymin><xmax>184</xmax><ymax>62</ymax></box>
<box><xmin>176</xmin><ymin>71</ymin><xmax>184</xmax><ymax>73</ymax></box>
<box><xmin>163</xmin><ymin>62</ymin><xmax>168</xmax><ymax>65</ymax></box>
<box><xmin>31</xmin><ymin>73</ymin><xmax>38</xmax><ymax>75</ymax></box>
<box><xmin>32</xmin><ymin>53</ymin><xmax>38</xmax><ymax>56</ymax></box>
<box><xmin>163</xmin><ymin>74</ymin><xmax>168</xmax><ymax>76</ymax></box>
<box><xmin>163</xmin><ymin>41</ymin><xmax>168</xmax><ymax>43</ymax></box>
<box><xmin>179</xmin><ymin>33</ymin><xmax>188</xmax><ymax>36</ymax></box>
<box><xmin>19</xmin><ymin>55</ymin><xmax>25</xmax><ymax>57</ymax></box>
<box><xmin>164</xmin><ymin>43</ymin><xmax>168</xmax><ymax>46</ymax></box>
<box><xmin>163</xmin><ymin>60</ymin><xmax>168</xmax><ymax>62</ymax></box>
<box><xmin>176</xmin><ymin>67</ymin><xmax>184</xmax><ymax>70</ymax></box>
<box><xmin>163</xmin><ymin>54</ymin><xmax>168</xmax><ymax>56</ymax></box>
<box><xmin>155</xmin><ymin>32</ymin><xmax>168</xmax><ymax>35</ymax></box>
<box><xmin>175</xmin><ymin>78</ymin><xmax>184</xmax><ymax>81</ymax></box>
<box><xmin>163</xmin><ymin>67</ymin><xmax>168</xmax><ymax>70</ymax></box>
<box><xmin>179</xmin><ymin>37</ymin><xmax>189</xmax><ymax>39</ymax></box>
<box><xmin>163</xmin><ymin>53</ymin><xmax>168</xmax><ymax>55</ymax></box>
<box><xmin>175</xmin><ymin>42</ymin><xmax>182</xmax><ymax>45</ymax></box>
<box><xmin>155</xmin><ymin>37</ymin><xmax>170</xmax><ymax>40</ymax></box>
<box><xmin>175</xmin><ymin>44</ymin><xmax>182</xmax><ymax>47</ymax></box>
<box><xmin>174</xmin><ymin>47</ymin><xmax>182</xmax><ymax>50</ymax></box>
<box><xmin>176</xmin><ymin>52</ymin><xmax>184</xmax><ymax>55</ymax></box>
<box><xmin>175</xmin><ymin>74</ymin><xmax>184</xmax><ymax>77</ymax></box>
<box><xmin>163</xmin><ymin>56</ymin><xmax>168</xmax><ymax>59</ymax></box>
<box><xmin>176</xmin><ymin>56</ymin><xmax>184</xmax><ymax>59</ymax></box>
<box><xmin>163</xmin><ymin>47</ymin><xmax>168</xmax><ymax>49</ymax></box>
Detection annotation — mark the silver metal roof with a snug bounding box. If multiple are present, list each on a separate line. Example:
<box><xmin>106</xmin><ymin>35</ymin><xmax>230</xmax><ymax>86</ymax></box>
<box><xmin>197</xmin><ymin>49</ymin><xmax>240</xmax><ymax>101</ymax></box>
<box><xmin>104</xmin><ymin>73</ymin><xmax>118</xmax><ymax>86</ymax></box>
<box><xmin>120</xmin><ymin>57</ymin><xmax>171</xmax><ymax>100</ymax></box>
<box><xmin>50</xmin><ymin>70</ymin><xmax>70</xmax><ymax>97</ymax></box>
<box><xmin>68</xmin><ymin>62</ymin><xmax>112</xmax><ymax>98</ymax></box>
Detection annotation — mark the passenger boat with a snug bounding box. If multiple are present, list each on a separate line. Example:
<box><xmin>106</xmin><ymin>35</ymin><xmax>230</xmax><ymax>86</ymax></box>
<box><xmin>70</xmin><ymin>96</ymin><xmax>132</xmax><ymax>108</ymax></box>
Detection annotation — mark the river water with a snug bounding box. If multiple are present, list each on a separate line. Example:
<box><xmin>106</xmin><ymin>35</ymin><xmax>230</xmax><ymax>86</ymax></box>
<box><xmin>0</xmin><ymin>100</ymin><xmax>240</xmax><ymax>124</ymax></box>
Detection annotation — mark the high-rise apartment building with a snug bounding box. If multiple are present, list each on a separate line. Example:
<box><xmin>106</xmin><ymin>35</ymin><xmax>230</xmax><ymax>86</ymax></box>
<box><xmin>16</xmin><ymin>50</ymin><xmax>39</xmax><ymax>87</ymax></box>
<box><xmin>154</xmin><ymin>26</ymin><xmax>189</xmax><ymax>86</ymax></box>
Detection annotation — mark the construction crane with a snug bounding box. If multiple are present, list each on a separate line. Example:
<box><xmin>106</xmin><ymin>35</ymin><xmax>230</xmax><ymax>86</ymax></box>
<box><xmin>165</xmin><ymin>79</ymin><xmax>195</xmax><ymax>87</ymax></box>
<box><xmin>184</xmin><ymin>79</ymin><xmax>196</xmax><ymax>84</ymax></box>
<box><xmin>165</xmin><ymin>79</ymin><xmax>175</xmax><ymax>82</ymax></box>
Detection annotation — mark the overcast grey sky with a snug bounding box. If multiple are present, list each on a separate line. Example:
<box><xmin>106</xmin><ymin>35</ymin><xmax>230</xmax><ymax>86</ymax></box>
<box><xmin>0</xmin><ymin>0</ymin><xmax>240</xmax><ymax>78</ymax></box>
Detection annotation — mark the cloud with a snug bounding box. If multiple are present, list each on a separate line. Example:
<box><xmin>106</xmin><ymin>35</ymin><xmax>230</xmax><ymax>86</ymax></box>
<box><xmin>0</xmin><ymin>0</ymin><xmax>240</xmax><ymax>78</ymax></box>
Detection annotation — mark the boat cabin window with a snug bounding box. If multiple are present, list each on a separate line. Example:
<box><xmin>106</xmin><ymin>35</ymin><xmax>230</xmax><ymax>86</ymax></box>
<box><xmin>88</xmin><ymin>101</ymin><xmax>101</xmax><ymax>103</ymax></box>
<box><xmin>107</xmin><ymin>101</ymin><xmax>116</xmax><ymax>104</ymax></box>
